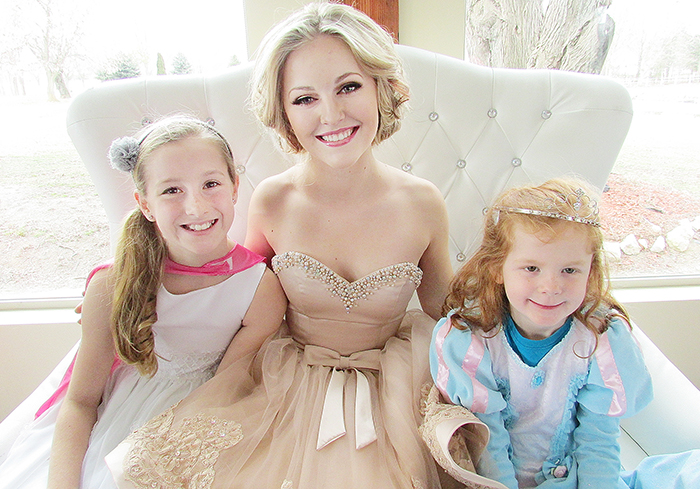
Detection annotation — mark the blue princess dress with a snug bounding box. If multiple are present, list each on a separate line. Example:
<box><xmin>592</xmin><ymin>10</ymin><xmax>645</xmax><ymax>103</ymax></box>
<box><xmin>428</xmin><ymin>311</ymin><xmax>700</xmax><ymax>489</ymax></box>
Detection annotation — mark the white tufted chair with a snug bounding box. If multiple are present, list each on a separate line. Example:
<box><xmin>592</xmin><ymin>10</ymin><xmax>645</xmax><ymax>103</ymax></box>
<box><xmin>2</xmin><ymin>45</ymin><xmax>698</xmax><ymax>471</ymax></box>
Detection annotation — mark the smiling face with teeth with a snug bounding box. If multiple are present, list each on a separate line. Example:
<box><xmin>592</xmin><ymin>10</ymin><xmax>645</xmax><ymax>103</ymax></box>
<box><xmin>282</xmin><ymin>34</ymin><xmax>379</xmax><ymax>171</ymax></box>
<box><xmin>135</xmin><ymin>136</ymin><xmax>238</xmax><ymax>267</ymax></box>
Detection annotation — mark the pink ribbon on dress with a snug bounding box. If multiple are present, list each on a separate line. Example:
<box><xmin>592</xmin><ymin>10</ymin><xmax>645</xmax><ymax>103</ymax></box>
<box><xmin>594</xmin><ymin>332</ymin><xmax>627</xmax><ymax>416</ymax></box>
<box><xmin>434</xmin><ymin>317</ymin><xmax>490</xmax><ymax>413</ymax></box>
<box><xmin>164</xmin><ymin>243</ymin><xmax>265</xmax><ymax>276</ymax></box>
<box><xmin>303</xmin><ymin>345</ymin><xmax>382</xmax><ymax>450</ymax></box>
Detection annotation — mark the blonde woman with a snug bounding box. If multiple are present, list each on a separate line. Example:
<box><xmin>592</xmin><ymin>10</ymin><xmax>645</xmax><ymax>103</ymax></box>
<box><xmin>108</xmin><ymin>3</ymin><xmax>453</xmax><ymax>488</ymax></box>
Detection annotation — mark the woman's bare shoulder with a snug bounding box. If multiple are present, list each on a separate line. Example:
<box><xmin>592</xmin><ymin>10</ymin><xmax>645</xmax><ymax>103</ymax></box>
<box><xmin>387</xmin><ymin>166</ymin><xmax>444</xmax><ymax>206</ymax></box>
<box><xmin>250</xmin><ymin>168</ymin><xmax>299</xmax><ymax>205</ymax></box>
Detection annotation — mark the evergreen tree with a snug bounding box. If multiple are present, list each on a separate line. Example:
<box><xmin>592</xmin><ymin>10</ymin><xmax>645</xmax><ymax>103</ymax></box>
<box><xmin>156</xmin><ymin>52</ymin><xmax>166</xmax><ymax>75</ymax></box>
<box><xmin>172</xmin><ymin>52</ymin><xmax>193</xmax><ymax>75</ymax></box>
<box><xmin>96</xmin><ymin>53</ymin><xmax>140</xmax><ymax>81</ymax></box>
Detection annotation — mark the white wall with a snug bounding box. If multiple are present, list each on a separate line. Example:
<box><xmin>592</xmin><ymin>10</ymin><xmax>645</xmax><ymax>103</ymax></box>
<box><xmin>615</xmin><ymin>285</ymin><xmax>700</xmax><ymax>389</ymax></box>
<box><xmin>0</xmin><ymin>308</ymin><xmax>81</xmax><ymax>421</ymax></box>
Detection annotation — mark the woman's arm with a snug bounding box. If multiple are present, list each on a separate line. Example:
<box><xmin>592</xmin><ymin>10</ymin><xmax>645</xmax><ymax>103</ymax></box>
<box><xmin>416</xmin><ymin>183</ymin><xmax>453</xmax><ymax>320</ymax></box>
<box><xmin>243</xmin><ymin>179</ymin><xmax>281</xmax><ymax>263</ymax></box>
<box><xmin>215</xmin><ymin>268</ymin><xmax>287</xmax><ymax>373</ymax></box>
<box><xmin>48</xmin><ymin>269</ymin><xmax>116</xmax><ymax>489</ymax></box>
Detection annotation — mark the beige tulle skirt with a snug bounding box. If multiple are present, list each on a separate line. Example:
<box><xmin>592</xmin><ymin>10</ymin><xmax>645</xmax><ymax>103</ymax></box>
<box><xmin>108</xmin><ymin>311</ymin><xmax>456</xmax><ymax>489</ymax></box>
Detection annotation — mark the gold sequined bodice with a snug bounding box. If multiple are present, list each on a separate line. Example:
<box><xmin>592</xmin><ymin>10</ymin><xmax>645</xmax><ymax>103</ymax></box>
<box><xmin>271</xmin><ymin>252</ymin><xmax>422</xmax><ymax>355</ymax></box>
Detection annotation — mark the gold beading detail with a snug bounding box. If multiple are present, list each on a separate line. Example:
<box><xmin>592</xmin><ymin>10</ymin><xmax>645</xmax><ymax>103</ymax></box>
<box><xmin>272</xmin><ymin>252</ymin><xmax>422</xmax><ymax>311</ymax></box>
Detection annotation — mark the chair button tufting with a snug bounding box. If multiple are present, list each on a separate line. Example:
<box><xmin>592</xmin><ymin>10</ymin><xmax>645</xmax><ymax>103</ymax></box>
<box><xmin>401</xmin><ymin>162</ymin><xmax>412</xmax><ymax>172</ymax></box>
<box><xmin>541</xmin><ymin>110</ymin><xmax>552</xmax><ymax>120</ymax></box>
<box><xmin>428</xmin><ymin>112</ymin><xmax>439</xmax><ymax>121</ymax></box>
<box><xmin>487</xmin><ymin>108</ymin><xmax>497</xmax><ymax>118</ymax></box>
<box><xmin>456</xmin><ymin>159</ymin><xmax>466</xmax><ymax>168</ymax></box>
<box><xmin>235</xmin><ymin>165</ymin><xmax>246</xmax><ymax>175</ymax></box>
<box><xmin>456</xmin><ymin>253</ymin><xmax>466</xmax><ymax>262</ymax></box>
<box><xmin>511</xmin><ymin>158</ymin><xmax>522</xmax><ymax>167</ymax></box>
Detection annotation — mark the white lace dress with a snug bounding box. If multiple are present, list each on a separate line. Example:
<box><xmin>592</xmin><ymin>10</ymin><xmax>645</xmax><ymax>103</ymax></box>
<box><xmin>0</xmin><ymin>261</ymin><xmax>266</xmax><ymax>489</ymax></box>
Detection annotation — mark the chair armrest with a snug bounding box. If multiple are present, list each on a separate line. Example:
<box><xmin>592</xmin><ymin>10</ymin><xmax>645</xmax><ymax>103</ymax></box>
<box><xmin>619</xmin><ymin>324</ymin><xmax>700</xmax><ymax>469</ymax></box>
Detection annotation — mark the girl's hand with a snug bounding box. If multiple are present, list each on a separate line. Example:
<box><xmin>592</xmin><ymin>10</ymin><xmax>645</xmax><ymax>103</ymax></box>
<box><xmin>74</xmin><ymin>300</ymin><xmax>83</xmax><ymax>324</ymax></box>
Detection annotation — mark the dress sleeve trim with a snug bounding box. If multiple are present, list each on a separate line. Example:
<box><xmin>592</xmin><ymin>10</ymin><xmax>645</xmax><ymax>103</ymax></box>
<box><xmin>435</xmin><ymin>317</ymin><xmax>490</xmax><ymax>413</ymax></box>
<box><xmin>594</xmin><ymin>332</ymin><xmax>627</xmax><ymax>416</ymax></box>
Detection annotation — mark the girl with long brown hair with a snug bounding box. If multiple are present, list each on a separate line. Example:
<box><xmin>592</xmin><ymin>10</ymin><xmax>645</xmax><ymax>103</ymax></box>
<box><xmin>0</xmin><ymin>114</ymin><xmax>285</xmax><ymax>489</ymax></box>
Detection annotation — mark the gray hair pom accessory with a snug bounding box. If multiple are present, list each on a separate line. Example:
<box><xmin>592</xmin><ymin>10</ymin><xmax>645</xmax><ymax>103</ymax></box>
<box><xmin>109</xmin><ymin>136</ymin><xmax>140</xmax><ymax>172</ymax></box>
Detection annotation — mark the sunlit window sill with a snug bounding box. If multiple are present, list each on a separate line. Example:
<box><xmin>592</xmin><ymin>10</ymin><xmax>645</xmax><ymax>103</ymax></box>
<box><xmin>611</xmin><ymin>275</ymin><xmax>700</xmax><ymax>303</ymax></box>
<box><xmin>0</xmin><ymin>296</ymin><xmax>81</xmax><ymax>327</ymax></box>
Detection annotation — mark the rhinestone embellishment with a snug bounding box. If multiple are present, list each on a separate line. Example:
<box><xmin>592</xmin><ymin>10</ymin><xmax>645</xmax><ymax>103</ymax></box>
<box><xmin>272</xmin><ymin>252</ymin><xmax>422</xmax><ymax>312</ymax></box>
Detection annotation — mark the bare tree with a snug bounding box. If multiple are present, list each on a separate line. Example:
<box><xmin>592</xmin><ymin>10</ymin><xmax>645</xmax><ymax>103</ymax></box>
<box><xmin>26</xmin><ymin>0</ymin><xmax>83</xmax><ymax>100</ymax></box>
<box><xmin>0</xmin><ymin>3</ymin><xmax>30</xmax><ymax>96</ymax></box>
<box><xmin>465</xmin><ymin>0</ymin><xmax>614</xmax><ymax>73</ymax></box>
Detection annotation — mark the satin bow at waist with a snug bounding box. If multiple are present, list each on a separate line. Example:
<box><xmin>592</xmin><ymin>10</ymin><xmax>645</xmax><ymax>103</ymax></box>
<box><xmin>303</xmin><ymin>345</ymin><xmax>381</xmax><ymax>450</ymax></box>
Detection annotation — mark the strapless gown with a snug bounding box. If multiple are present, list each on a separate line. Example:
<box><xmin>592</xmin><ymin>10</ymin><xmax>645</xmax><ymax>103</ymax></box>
<box><xmin>107</xmin><ymin>251</ymin><xmax>443</xmax><ymax>488</ymax></box>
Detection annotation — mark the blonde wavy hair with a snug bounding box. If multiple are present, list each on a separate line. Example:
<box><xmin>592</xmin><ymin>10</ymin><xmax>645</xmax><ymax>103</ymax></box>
<box><xmin>444</xmin><ymin>177</ymin><xmax>630</xmax><ymax>346</ymax></box>
<box><xmin>249</xmin><ymin>2</ymin><xmax>409</xmax><ymax>153</ymax></box>
<box><xmin>111</xmin><ymin>115</ymin><xmax>237</xmax><ymax>376</ymax></box>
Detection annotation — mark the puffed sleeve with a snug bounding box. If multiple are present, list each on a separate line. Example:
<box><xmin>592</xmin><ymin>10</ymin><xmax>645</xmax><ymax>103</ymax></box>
<box><xmin>430</xmin><ymin>314</ymin><xmax>506</xmax><ymax>414</ymax></box>
<box><xmin>578</xmin><ymin>317</ymin><xmax>653</xmax><ymax>418</ymax></box>
<box><xmin>430</xmin><ymin>314</ymin><xmax>519</xmax><ymax>489</ymax></box>
<box><xmin>562</xmin><ymin>317</ymin><xmax>653</xmax><ymax>489</ymax></box>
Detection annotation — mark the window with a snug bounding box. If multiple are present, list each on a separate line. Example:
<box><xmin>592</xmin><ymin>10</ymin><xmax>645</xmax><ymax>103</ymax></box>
<box><xmin>602</xmin><ymin>0</ymin><xmax>700</xmax><ymax>278</ymax></box>
<box><xmin>461</xmin><ymin>0</ymin><xmax>700</xmax><ymax>280</ymax></box>
<box><xmin>2</xmin><ymin>0</ymin><xmax>699</xmax><ymax>299</ymax></box>
<box><xmin>0</xmin><ymin>0</ymin><xmax>247</xmax><ymax>298</ymax></box>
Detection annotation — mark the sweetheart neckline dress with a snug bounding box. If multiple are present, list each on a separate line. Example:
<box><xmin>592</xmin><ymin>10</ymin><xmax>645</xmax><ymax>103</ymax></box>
<box><xmin>108</xmin><ymin>251</ymin><xmax>443</xmax><ymax>489</ymax></box>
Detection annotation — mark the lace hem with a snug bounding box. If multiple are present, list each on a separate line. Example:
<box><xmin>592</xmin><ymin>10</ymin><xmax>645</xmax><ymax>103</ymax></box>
<box><xmin>419</xmin><ymin>384</ymin><xmax>505</xmax><ymax>489</ymax></box>
<box><xmin>123</xmin><ymin>405</ymin><xmax>243</xmax><ymax>489</ymax></box>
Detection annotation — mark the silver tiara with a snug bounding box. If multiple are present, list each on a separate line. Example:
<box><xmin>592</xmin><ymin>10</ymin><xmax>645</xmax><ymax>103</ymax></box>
<box><xmin>493</xmin><ymin>187</ymin><xmax>600</xmax><ymax>227</ymax></box>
